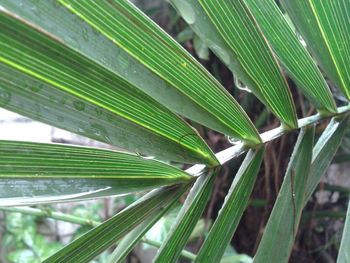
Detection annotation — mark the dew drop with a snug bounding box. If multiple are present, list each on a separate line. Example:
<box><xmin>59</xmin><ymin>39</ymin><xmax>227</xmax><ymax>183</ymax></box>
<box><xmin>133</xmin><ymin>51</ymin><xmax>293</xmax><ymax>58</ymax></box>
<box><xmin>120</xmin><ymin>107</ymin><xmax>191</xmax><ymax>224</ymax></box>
<box><xmin>297</xmin><ymin>33</ymin><xmax>307</xmax><ymax>48</ymax></box>
<box><xmin>94</xmin><ymin>107</ymin><xmax>103</xmax><ymax>117</ymax></box>
<box><xmin>226</xmin><ymin>135</ymin><xmax>241</xmax><ymax>145</ymax></box>
<box><xmin>29</xmin><ymin>83</ymin><xmax>43</xmax><ymax>93</ymax></box>
<box><xmin>73</xmin><ymin>100</ymin><xmax>85</xmax><ymax>111</ymax></box>
<box><xmin>172</xmin><ymin>0</ymin><xmax>196</xmax><ymax>24</ymax></box>
<box><xmin>57</xmin><ymin>116</ymin><xmax>64</xmax><ymax>122</ymax></box>
<box><xmin>136</xmin><ymin>152</ymin><xmax>155</xmax><ymax>160</ymax></box>
<box><xmin>0</xmin><ymin>88</ymin><xmax>11</xmax><ymax>106</ymax></box>
<box><xmin>234</xmin><ymin>77</ymin><xmax>252</xmax><ymax>93</ymax></box>
<box><xmin>91</xmin><ymin>124</ymin><xmax>111</xmax><ymax>144</ymax></box>
<box><xmin>82</xmin><ymin>28</ymin><xmax>89</xmax><ymax>42</ymax></box>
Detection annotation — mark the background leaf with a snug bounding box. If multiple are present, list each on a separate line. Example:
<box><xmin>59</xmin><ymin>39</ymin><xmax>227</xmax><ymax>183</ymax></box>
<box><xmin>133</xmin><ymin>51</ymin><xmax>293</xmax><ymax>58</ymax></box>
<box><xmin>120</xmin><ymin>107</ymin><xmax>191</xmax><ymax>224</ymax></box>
<box><xmin>337</xmin><ymin>200</ymin><xmax>350</xmax><ymax>263</ymax></box>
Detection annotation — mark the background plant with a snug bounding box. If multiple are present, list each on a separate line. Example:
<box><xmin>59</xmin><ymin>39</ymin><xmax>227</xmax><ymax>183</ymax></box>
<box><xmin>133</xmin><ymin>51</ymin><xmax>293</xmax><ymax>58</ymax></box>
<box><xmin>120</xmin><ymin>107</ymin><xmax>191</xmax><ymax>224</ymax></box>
<box><xmin>0</xmin><ymin>0</ymin><xmax>349</xmax><ymax>262</ymax></box>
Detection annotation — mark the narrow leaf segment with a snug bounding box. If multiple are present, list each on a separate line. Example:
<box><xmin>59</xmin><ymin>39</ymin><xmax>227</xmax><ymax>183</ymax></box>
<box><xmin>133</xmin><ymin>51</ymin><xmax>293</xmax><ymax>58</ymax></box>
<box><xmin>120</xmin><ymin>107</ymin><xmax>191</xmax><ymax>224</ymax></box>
<box><xmin>43</xmin><ymin>185</ymin><xmax>188</xmax><ymax>263</ymax></box>
<box><xmin>199</xmin><ymin>0</ymin><xmax>297</xmax><ymax>129</ymax></box>
<box><xmin>304</xmin><ymin>117</ymin><xmax>349</xmax><ymax>203</ymax></box>
<box><xmin>58</xmin><ymin>0</ymin><xmax>261</xmax><ymax>145</ymax></box>
<box><xmin>0</xmin><ymin>9</ymin><xmax>217</xmax><ymax>166</ymax></box>
<box><xmin>254</xmin><ymin>126</ymin><xmax>314</xmax><ymax>263</ymax></box>
<box><xmin>170</xmin><ymin>0</ymin><xmax>258</xmax><ymax>97</ymax></box>
<box><xmin>244</xmin><ymin>0</ymin><xmax>337</xmax><ymax>115</ymax></box>
<box><xmin>1</xmin><ymin>0</ymin><xmax>258</xmax><ymax>145</ymax></box>
<box><xmin>282</xmin><ymin>0</ymin><xmax>350</xmax><ymax>100</ymax></box>
<box><xmin>0</xmin><ymin>140</ymin><xmax>193</xmax><ymax>205</ymax></box>
<box><xmin>153</xmin><ymin>170</ymin><xmax>217</xmax><ymax>263</ymax></box>
<box><xmin>195</xmin><ymin>148</ymin><xmax>265</xmax><ymax>263</ymax></box>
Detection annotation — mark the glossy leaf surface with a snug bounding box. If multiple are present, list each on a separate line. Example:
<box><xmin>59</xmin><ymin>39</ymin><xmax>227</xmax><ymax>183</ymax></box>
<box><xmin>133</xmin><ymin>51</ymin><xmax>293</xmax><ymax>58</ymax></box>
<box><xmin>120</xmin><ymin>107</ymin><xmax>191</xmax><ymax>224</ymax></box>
<box><xmin>199</xmin><ymin>0</ymin><xmax>297</xmax><ymax>129</ymax></box>
<box><xmin>254</xmin><ymin>126</ymin><xmax>314</xmax><ymax>263</ymax></box>
<box><xmin>281</xmin><ymin>0</ymin><xmax>350</xmax><ymax>100</ymax></box>
<box><xmin>58</xmin><ymin>0</ymin><xmax>261</xmax><ymax>144</ymax></box>
<box><xmin>0</xmin><ymin>140</ymin><xmax>193</xmax><ymax>206</ymax></box>
<box><xmin>244</xmin><ymin>0</ymin><xmax>337</xmax><ymax>114</ymax></box>
<box><xmin>0</xmin><ymin>9</ymin><xmax>217</xmax><ymax>165</ymax></box>
<box><xmin>195</xmin><ymin>148</ymin><xmax>264</xmax><ymax>263</ymax></box>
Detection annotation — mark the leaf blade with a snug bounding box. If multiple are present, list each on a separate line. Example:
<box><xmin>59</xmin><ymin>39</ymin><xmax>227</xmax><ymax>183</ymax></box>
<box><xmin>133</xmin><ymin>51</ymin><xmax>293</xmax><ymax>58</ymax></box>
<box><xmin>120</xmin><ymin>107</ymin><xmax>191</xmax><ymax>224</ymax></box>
<box><xmin>0</xmin><ymin>140</ymin><xmax>193</xmax><ymax>205</ymax></box>
<box><xmin>195</xmin><ymin>148</ymin><xmax>265</xmax><ymax>263</ymax></box>
<box><xmin>43</xmin><ymin>185</ymin><xmax>188</xmax><ymax>263</ymax></box>
<box><xmin>281</xmin><ymin>0</ymin><xmax>350</xmax><ymax>100</ymax></box>
<box><xmin>254</xmin><ymin>126</ymin><xmax>315</xmax><ymax>263</ymax></box>
<box><xmin>304</xmin><ymin>116</ymin><xmax>349</xmax><ymax>204</ymax></box>
<box><xmin>244</xmin><ymin>0</ymin><xmax>337</xmax><ymax>114</ymax></box>
<box><xmin>0</xmin><ymin>0</ymin><xmax>255</xmax><ymax>146</ymax></box>
<box><xmin>0</xmin><ymin>8</ymin><xmax>217</xmax><ymax>165</ymax></box>
<box><xmin>153</xmin><ymin>170</ymin><xmax>217</xmax><ymax>263</ymax></box>
<box><xmin>57</xmin><ymin>0</ymin><xmax>261</xmax><ymax>144</ymax></box>
<box><xmin>199</xmin><ymin>0</ymin><xmax>297</xmax><ymax>129</ymax></box>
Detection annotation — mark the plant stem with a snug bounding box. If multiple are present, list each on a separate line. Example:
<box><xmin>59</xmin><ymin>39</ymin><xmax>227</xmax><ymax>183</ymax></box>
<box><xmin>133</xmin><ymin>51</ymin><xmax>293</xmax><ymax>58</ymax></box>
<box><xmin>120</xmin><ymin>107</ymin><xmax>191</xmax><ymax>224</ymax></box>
<box><xmin>0</xmin><ymin>206</ymin><xmax>196</xmax><ymax>260</ymax></box>
<box><xmin>143</xmin><ymin>237</ymin><xmax>197</xmax><ymax>260</ymax></box>
<box><xmin>187</xmin><ymin>104</ymin><xmax>350</xmax><ymax>176</ymax></box>
<box><xmin>301</xmin><ymin>210</ymin><xmax>347</xmax><ymax>224</ymax></box>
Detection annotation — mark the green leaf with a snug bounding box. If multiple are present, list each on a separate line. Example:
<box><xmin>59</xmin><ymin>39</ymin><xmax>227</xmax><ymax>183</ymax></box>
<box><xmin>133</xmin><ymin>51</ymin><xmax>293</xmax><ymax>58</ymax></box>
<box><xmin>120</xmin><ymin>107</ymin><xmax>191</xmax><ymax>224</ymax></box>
<box><xmin>243</xmin><ymin>0</ymin><xmax>337</xmax><ymax>114</ymax></box>
<box><xmin>57</xmin><ymin>0</ymin><xmax>261</xmax><ymax>145</ymax></box>
<box><xmin>254</xmin><ymin>126</ymin><xmax>315</xmax><ymax>263</ymax></box>
<box><xmin>0</xmin><ymin>8</ymin><xmax>217</xmax><ymax>166</ymax></box>
<box><xmin>304</xmin><ymin>116</ymin><xmax>349</xmax><ymax>204</ymax></box>
<box><xmin>0</xmin><ymin>140</ymin><xmax>193</xmax><ymax>206</ymax></box>
<box><xmin>337</xmin><ymin>200</ymin><xmax>350</xmax><ymax>263</ymax></box>
<box><xmin>43</xmin><ymin>185</ymin><xmax>187</xmax><ymax>263</ymax></box>
<box><xmin>153</xmin><ymin>170</ymin><xmax>217</xmax><ymax>263</ymax></box>
<box><xmin>199</xmin><ymin>0</ymin><xmax>297</xmax><ymax>129</ymax></box>
<box><xmin>195</xmin><ymin>148</ymin><xmax>264</xmax><ymax>263</ymax></box>
<box><xmin>281</xmin><ymin>0</ymin><xmax>350</xmax><ymax>100</ymax></box>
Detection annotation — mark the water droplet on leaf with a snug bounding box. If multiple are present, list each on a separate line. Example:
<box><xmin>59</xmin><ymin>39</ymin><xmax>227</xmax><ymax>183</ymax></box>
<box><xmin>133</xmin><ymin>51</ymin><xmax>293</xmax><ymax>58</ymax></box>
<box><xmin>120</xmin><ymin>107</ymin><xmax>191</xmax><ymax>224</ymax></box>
<box><xmin>226</xmin><ymin>135</ymin><xmax>241</xmax><ymax>145</ymax></box>
<box><xmin>82</xmin><ymin>28</ymin><xmax>89</xmax><ymax>41</ymax></box>
<box><xmin>29</xmin><ymin>83</ymin><xmax>43</xmax><ymax>93</ymax></box>
<box><xmin>234</xmin><ymin>77</ymin><xmax>252</xmax><ymax>93</ymax></box>
<box><xmin>0</xmin><ymin>88</ymin><xmax>11</xmax><ymax>106</ymax></box>
<box><xmin>73</xmin><ymin>100</ymin><xmax>85</xmax><ymax>111</ymax></box>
